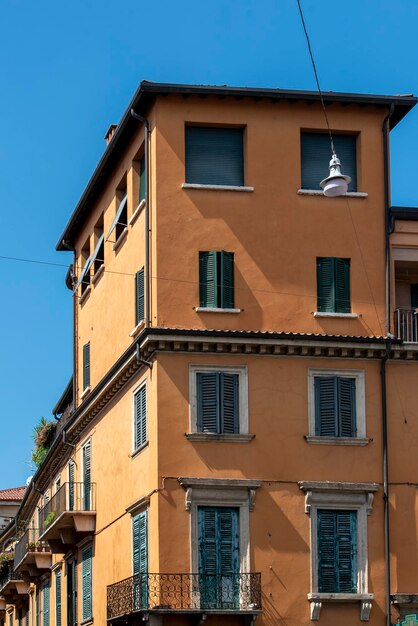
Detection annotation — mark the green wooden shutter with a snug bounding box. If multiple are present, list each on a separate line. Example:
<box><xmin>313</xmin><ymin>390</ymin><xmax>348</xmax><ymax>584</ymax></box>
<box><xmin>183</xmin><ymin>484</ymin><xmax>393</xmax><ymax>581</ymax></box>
<box><xmin>55</xmin><ymin>572</ymin><xmax>61</xmax><ymax>626</ymax></box>
<box><xmin>220</xmin><ymin>374</ymin><xmax>239</xmax><ymax>434</ymax></box>
<box><xmin>83</xmin><ymin>342</ymin><xmax>90</xmax><ymax>390</ymax></box>
<box><xmin>338</xmin><ymin>378</ymin><xmax>356</xmax><ymax>437</ymax></box>
<box><xmin>83</xmin><ymin>441</ymin><xmax>91</xmax><ymax>510</ymax></box>
<box><xmin>199</xmin><ymin>252</ymin><xmax>218</xmax><ymax>307</ymax></box>
<box><xmin>185</xmin><ymin>127</ymin><xmax>244</xmax><ymax>186</ymax></box>
<box><xmin>82</xmin><ymin>546</ymin><xmax>93</xmax><ymax>621</ymax></box>
<box><xmin>135</xmin><ymin>268</ymin><xmax>145</xmax><ymax>325</ymax></box>
<box><xmin>43</xmin><ymin>581</ymin><xmax>50</xmax><ymax>626</ymax></box>
<box><xmin>133</xmin><ymin>511</ymin><xmax>148</xmax><ymax>575</ymax></box>
<box><xmin>334</xmin><ymin>258</ymin><xmax>351</xmax><ymax>313</ymax></box>
<box><xmin>315</xmin><ymin>377</ymin><xmax>337</xmax><ymax>436</ymax></box>
<box><xmin>68</xmin><ymin>461</ymin><xmax>75</xmax><ymax>511</ymax></box>
<box><xmin>139</xmin><ymin>157</ymin><xmax>146</xmax><ymax>202</ymax></box>
<box><xmin>318</xmin><ymin>510</ymin><xmax>357</xmax><ymax>593</ymax></box>
<box><xmin>134</xmin><ymin>384</ymin><xmax>147</xmax><ymax>450</ymax></box>
<box><xmin>197</xmin><ymin>373</ymin><xmax>219</xmax><ymax>433</ymax></box>
<box><xmin>301</xmin><ymin>133</ymin><xmax>357</xmax><ymax>191</ymax></box>
<box><xmin>220</xmin><ymin>252</ymin><xmax>234</xmax><ymax>308</ymax></box>
<box><xmin>66</xmin><ymin>559</ymin><xmax>77</xmax><ymax>626</ymax></box>
<box><xmin>317</xmin><ymin>258</ymin><xmax>335</xmax><ymax>312</ymax></box>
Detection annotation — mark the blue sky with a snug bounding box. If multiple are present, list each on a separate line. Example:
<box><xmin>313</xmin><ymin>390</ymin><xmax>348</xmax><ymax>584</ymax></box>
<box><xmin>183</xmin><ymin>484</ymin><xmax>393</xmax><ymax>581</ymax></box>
<box><xmin>1</xmin><ymin>0</ymin><xmax>418</xmax><ymax>489</ymax></box>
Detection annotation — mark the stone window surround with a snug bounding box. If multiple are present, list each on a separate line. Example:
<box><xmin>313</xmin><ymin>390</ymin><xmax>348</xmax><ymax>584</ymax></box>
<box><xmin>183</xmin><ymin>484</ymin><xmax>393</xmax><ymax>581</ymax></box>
<box><xmin>299</xmin><ymin>481</ymin><xmax>379</xmax><ymax>621</ymax></box>
<box><xmin>188</xmin><ymin>364</ymin><xmax>249</xmax><ymax>437</ymax></box>
<box><xmin>178</xmin><ymin>477</ymin><xmax>261</xmax><ymax>574</ymax></box>
<box><xmin>307</xmin><ymin>368</ymin><xmax>368</xmax><ymax>445</ymax></box>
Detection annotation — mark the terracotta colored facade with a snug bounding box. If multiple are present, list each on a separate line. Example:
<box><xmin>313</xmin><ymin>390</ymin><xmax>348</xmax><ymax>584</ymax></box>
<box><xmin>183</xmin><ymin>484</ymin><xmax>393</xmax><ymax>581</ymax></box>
<box><xmin>1</xmin><ymin>82</ymin><xmax>418</xmax><ymax>626</ymax></box>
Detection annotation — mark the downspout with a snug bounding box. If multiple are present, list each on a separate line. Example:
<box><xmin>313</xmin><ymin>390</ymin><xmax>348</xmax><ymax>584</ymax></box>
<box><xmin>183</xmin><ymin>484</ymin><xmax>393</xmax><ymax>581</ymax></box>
<box><xmin>383</xmin><ymin>104</ymin><xmax>395</xmax><ymax>337</ymax></box>
<box><xmin>130</xmin><ymin>109</ymin><xmax>151</xmax><ymax>328</ymax></box>
<box><xmin>61</xmin><ymin>240</ymin><xmax>77</xmax><ymax>409</ymax></box>
<box><xmin>381</xmin><ymin>342</ymin><xmax>391</xmax><ymax>626</ymax></box>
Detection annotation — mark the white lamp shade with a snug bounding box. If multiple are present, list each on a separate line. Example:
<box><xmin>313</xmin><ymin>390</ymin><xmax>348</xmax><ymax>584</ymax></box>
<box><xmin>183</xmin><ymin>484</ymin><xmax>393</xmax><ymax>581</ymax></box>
<box><xmin>320</xmin><ymin>153</ymin><xmax>351</xmax><ymax>197</ymax></box>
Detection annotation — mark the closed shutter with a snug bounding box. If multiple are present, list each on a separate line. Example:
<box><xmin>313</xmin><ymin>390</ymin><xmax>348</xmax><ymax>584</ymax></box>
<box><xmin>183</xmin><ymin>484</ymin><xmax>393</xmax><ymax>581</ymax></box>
<box><xmin>338</xmin><ymin>378</ymin><xmax>356</xmax><ymax>437</ymax></box>
<box><xmin>139</xmin><ymin>157</ymin><xmax>146</xmax><ymax>202</ymax></box>
<box><xmin>134</xmin><ymin>384</ymin><xmax>147</xmax><ymax>450</ymax></box>
<box><xmin>82</xmin><ymin>441</ymin><xmax>91</xmax><ymax>510</ymax></box>
<box><xmin>36</xmin><ymin>587</ymin><xmax>40</xmax><ymax>626</ymax></box>
<box><xmin>334</xmin><ymin>258</ymin><xmax>350</xmax><ymax>313</ymax></box>
<box><xmin>68</xmin><ymin>461</ymin><xmax>75</xmax><ymax>511</ymax></box>
<box><xmin>314</xmin><ymin>376</ymin><xmax>337</xmax><ymax>436</ymax></box>
<box><xmin>132</xmin><ymin>511</ymin><xmax>148</xmax><ymax>575</ymax></box>
<box><xmin>220</xmin><ymin>374</ymin><xmax>239</xmax><ymax>434</ymax></box>
<box><xmin>220</xmin><ymin>252</ymin><xmax>234</xmax><ymax>308</ymax></box>
<box><xmin>55</xmin><ymin>572</ymin><xmax>61</xmax><ymax>626</ymax></box>
<box><xmin>317</xmin><ymin>510</ymin><xmax>357</xmax><ymax>593</ymax></box>
<box><xmin>83</xmin><ymin>343</ymin><xmax>90</xmax><ymax>390</ymax></box>
<box><xmin>43</xmin><ymin>582</ymin><xmax>50</xmax><ymax>626</ymax></box>
<box><xmin>82</xmin><ymin>546</ymin><xmax>93</xmax><ymax>621</ymax></box>
<box><xmin>317</xmin><ymin>258</ymin><xmax>335</xmax><ymax>312</ymax></box>
<box><xmin>66</xmin><ymin>560</ymin><xmax>77</xmax><ymax>626</ymax></box>
<box><xmin>199</xmin><ymin>252</ymin><xmax>217</xmax><ymax>308</ymax></box>
<box><xmin>135</xmin><ymin>269</ymin><xmax>145</xmax><ymax>325</ymax></box>
<box><xmin>185</xmin><ymin>127</ymin><xmax>244</xmax><ymax>186</ymax></box>
<box><xmin>197</xmin><ymin>373</ymin><xmax>219</xmax><ymax>433</ymax></box>
<box><xmin>301</xmin><ymin>133</ymin><xmax>357</xmax><ymax>191</ymax></box>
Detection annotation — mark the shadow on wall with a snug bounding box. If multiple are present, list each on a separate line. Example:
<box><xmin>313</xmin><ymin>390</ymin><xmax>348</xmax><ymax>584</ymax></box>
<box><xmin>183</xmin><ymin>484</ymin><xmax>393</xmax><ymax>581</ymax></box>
<box><xmin>391</xmin><ymin>489</ymin><xmax>418</xmax><ymax>591</ymax></box>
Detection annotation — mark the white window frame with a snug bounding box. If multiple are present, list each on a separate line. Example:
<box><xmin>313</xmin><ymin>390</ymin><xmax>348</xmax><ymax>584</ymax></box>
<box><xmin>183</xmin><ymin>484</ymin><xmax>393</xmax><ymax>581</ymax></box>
<box><xmin>307</xmin><ymin>368</ymin><xmax>367</xmax><ymax>445</ymax></box>
<box><xmin>299</xmin><ymin>481</ymin><xmax>378</xmax><ymax>621</ymax></box>
<box><xmin>188</xmin><ymin>365</ymin><xmax>249</xmax><ymax>439</ymax></box>
<box><xmin>132</xmin><ymin>378</ymin><xmax>148</xmax><ymax>455</ymax></box>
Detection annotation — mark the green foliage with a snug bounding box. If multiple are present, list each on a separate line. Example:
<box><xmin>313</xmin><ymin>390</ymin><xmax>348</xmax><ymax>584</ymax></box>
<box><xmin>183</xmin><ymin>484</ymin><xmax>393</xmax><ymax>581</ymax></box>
<box><xmin>31</xmin><ymin>417</ymin><xmax>56</xmax><ymax>468</ymax></box>
<box><xmin>43</xmin><ymin>512</ymin><xmax>57</xmax><ymax>529</ymax></box>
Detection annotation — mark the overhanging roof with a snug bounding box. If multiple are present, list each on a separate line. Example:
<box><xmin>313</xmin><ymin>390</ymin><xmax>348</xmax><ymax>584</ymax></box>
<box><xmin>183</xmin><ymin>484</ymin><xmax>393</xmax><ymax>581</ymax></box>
<box><xmin>56</xmin><ymin>81</ymin><xmax>418</xmax><ymax>250</ymax></box>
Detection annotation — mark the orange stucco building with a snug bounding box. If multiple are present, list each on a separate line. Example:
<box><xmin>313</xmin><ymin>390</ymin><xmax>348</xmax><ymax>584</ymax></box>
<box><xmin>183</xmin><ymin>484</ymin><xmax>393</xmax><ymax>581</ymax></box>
<box><xmin>1</xmin><ymin>82</ymin><xmax>418</xmax><ymax>626</ymax></box>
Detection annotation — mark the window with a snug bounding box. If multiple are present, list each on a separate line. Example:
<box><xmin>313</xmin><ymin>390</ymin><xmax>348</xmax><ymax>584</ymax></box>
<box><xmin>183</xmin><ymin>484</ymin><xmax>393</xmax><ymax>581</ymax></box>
<box><xmin>301</xmin><ymin>132</ymin><xmax>357</xmax><ymax>191</ymax></box>
<box><xmin>42</xmin><ymin>581</ymin><xmax>50</xmax><ymax>626</ymax></box>
<box><xmin>299</xmin><ymin>481</ymin><xmax>377</xmax><ymax>621</ymax></box>
<box><xmin>66</xmin><ymin>559</ymin><xmax>77</xmax><ymax>626</ymax></box>
<box><xmin>139</xmin><ymin>156</ymin><xmax>146</xmax><ymax>203</ymax></box>
<box><xmin>36</xmin><ymin>587</ymin><xmax>40</xmax><ymax>626</ymax></box>
<box><xmin>317</xmin><ymin>257</ymin><xmax>350</xmax><ymax>314</ymax></box>
<box><xmin>189</xmin><ymin>365</ymin><xmax>249</xmax><ymax>438</ymax></box>
<box><xmin>185</xmin><ymin>126</ymin><xmax>244</xmax><ymax>186</ymax></box>
<box><xmin>82</xmin><ymin>440</ymin><xmax>92</xmax><ymax>510</ymax></box>
<box><xmin>55</xmin><ymin>571</ymin><xmax>61</xmax><ymax>626</ymax></box>
<box><xmin>92</xmin><ymin>217</ymin><xmax>104</xmax><ymax>276</ymax></box>
<box><xmin>132</xmin><ymin>510</ymin><xmax>148</xmax><ymax>610</ymax></box>
<box><xmin>8</xmin><ymin>613</ymin><xmax>13</xmax><ymax>626</ymax></box>
<box><xmin>307</xmin><ymin>369</ymin><xmax>366</xmax><ymax>443</ymax></box>
<box><xmin>68</xmin><ymin>460</ymin><xmax>75</xmax><ymax>511</ymax></box>
<box><xmin>81</xmin><ymin>545</ymin><xmax>93</xmax><ymax>622</ymax></box>
<box><xmin>135</xmin><ymin>268</ymin><xmax>144</xmax><ymax>325</ymax></box>
<box><xmin>82</xmin><ymin>342</ymin><xmax>90</xmax><ymax>391</ymax></box>
<box><xmin>199</xmin><ymin>251</ymin><xmax>234</xmax><ymax>309</ymax></box>
<box><xmin>75</xmin><ymin>239</ymin><xmax>91</xmax><ymax>296</ymax></box>
<box><xmin>133</xmin><ymin>382</ymin><xmax>147</xmax><ymax>451</ymax></box>
<box><xmin>17</xmin><ymin>609</ymin><xmax>22</xmax><ymax>626</ymax></box>
<box><xmin>107</xmin><ymin>185</ymin><xmax>128</xmax><ymax>243</ymax></box>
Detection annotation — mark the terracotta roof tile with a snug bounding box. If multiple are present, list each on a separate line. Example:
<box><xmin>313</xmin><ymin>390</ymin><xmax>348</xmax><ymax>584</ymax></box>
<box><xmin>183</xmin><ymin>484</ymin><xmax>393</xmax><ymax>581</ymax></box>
<box><xmin>0</xmin><ymin>487</ymin><xmax>27</xmax><ymax>501</ymax></box>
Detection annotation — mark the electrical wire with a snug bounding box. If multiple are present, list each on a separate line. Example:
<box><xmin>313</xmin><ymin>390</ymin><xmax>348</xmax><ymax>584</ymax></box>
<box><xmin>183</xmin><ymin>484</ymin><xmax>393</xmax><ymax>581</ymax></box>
<box><xmin>296</xmin><ymin>0</ymin><xmax>335</xmax><ymax>156</ymax></box>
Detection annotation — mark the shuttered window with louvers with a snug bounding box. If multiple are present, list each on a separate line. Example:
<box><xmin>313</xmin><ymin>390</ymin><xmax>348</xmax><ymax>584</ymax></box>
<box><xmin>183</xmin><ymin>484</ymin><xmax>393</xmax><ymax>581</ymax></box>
<box><xmin>55</xmin><ymin>571</ymin><xmax>61</xmax><ymax>626</ymax></box>
<box><xmin>42</xmin><ymin>582</ymin><xmax>50</xmax><ymax>626</ymax></box>
<box><xmin>185</xmin><ymin>126</ymin><xmax>244</xmax><ymax>186</ymax></box>
<box><xmin>197</xmin><ymin>372</ymin><xmax>239</xmax><ymax>434</ymax></box>
<box><xmin>82</xmin><ymin>441</ymin><xmax>92</xmax><ymax>510</ymax></box>
<box><xmin>199</xmin><ymin>251</ymin><xmax>234</xmax><ymax>308</ymax></box>
<box><xmin>301</xmin><ymin>132</ymin><xmax>357</xmax><ymax>191</ymax></box>
<box><xmin>139</xmin><ymin>157</ymin><xmax>146</xmax><ymax>203</ymax></box>
<box><xmin>83</xmin><ymin>342</ymin><xmax>90</xmax><ymax>390</ymax></box>
<box><xmin>134</xmin><ymin>383</ymin><xmax>147</xmax><ymax>450</ymax></box>
<box><xmin>314</xmin><ymin>376</ymin><xmax>356</xmax><ymax>437</ymax></box>
<box><xmin>135</xmin><ymin>268</ymin><xmax>145</xmax><ymax>325</ymax></box>
<box><xmin>81</xmin><ymin>546</ymin><xmax>93</xmax><ymax>621</ymax></box>
<box><xmin>317</xmin><ymin>257</ymin><xmax>350</xmax><ymax>313</ymax></box>
<box><xmin>317</xmin><ymin>510</ymin><xmax>357</xmax><ymax>593</ymax></box>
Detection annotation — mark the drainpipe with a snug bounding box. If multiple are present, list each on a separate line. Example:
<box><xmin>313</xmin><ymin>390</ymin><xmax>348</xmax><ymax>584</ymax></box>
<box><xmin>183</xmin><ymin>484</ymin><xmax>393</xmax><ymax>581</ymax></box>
<box><xmin>383</xmin><ymin>104</ymin><xmax>395</xmax><ymax>337</ymax></box>
<box><xmin>61</xmin><ymin>240</ymin><xmax>77</xmax><ymax>409</ymax></box>
<box><xmin>381</xmin><ymin>342</ymin><xmax>391</xmax><ymax>626</ymax></box>
<box><xmin>130</xmin><ymin>109</ymin><xmax>150</xmax><ymax>328</ymax></box>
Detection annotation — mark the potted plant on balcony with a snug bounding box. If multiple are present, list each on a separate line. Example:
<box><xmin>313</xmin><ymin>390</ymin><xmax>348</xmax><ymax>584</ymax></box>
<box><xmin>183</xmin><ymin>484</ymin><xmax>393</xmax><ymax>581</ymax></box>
<box><xmin>43</xmin><ymin>512</ymin><xmax>57</xmax><ymax>529</ymax></box>
<box><xmin>0</xmin><ymin>551</ymin><xmax>14</xmax><ymax>573</ymax></box>
<box><xmin>31</xmin><ymin>417</ymin><xmax>56</xmax><ymax>467</ymax></box>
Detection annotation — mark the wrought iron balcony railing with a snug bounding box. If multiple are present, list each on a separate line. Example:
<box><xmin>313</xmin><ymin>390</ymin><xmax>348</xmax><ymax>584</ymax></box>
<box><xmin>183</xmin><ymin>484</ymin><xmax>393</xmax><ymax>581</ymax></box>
<box><xmin>107</xmin><ymin>573</ymin><xmax>262</xmax><ymax>620</ymax></box>
<box><xmin>38</xmin><ymin>482</ymin><xmax>96</xmax><ymax>532</ymax></box>
<box><xmin>0</xmin><ymin>562</ymin><xmax>23</xmax><ymax>593</ymax></box>
<box><xmin>394</xmin><ymin>308</ymin><xmax>418</xmax><ymax>343</ymax></box>
<box><xmin>14</xmin><ymin>528</ymin><xmax>50</xmax><ymax>570</ymax></box>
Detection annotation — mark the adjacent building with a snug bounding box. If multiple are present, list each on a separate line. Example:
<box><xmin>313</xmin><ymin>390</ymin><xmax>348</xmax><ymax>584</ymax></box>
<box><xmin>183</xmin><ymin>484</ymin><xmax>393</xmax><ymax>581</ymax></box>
<box><xmin>1</xmin><ymin>81</ymin><xmax>418</xmax><ymax>626</ymax></box>
<box><xmin>0</xmin><ymin>488</ymin><xmax>26</xmax><ymax>532</ymax></box>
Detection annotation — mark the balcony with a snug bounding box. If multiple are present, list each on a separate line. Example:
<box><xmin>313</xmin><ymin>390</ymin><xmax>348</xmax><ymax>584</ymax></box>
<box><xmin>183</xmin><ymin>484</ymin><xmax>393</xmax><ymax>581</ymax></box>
<box><xmin>394</xmin><ymin>259</ymin><xmax>418</xmax><ymax>342</ymax></box>
<box><xmin>0</xmin><ymin>563</ymin><xmax>29</xmax><ymax>602</ymax></box>
<box><xmin>394</xmin><ymin>308</ymin><xmax>418</xmax><ymax>342</ymax></box>
<box><xmin>38</xmin><ymin>482</ymin><xmax>96</xmax><ymax>552</ymax></box>
<box><xmin>14</xmin><ymin>528</ymin><xmax>51</xmax><ymax>578</ymax></box>
<box><xmin>107</xmin><ymin>573</ymin><xmax>262</xmax><ymax>622</ymax></box>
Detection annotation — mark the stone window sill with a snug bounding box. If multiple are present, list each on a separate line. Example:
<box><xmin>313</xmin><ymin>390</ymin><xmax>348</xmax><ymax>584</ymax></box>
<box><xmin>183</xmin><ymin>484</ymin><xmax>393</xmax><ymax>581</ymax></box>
<box><xmin>80</xmin><ymin>386</ymin><xmax>91</xmax><ymax>401</ymax></box>
<box><xmin>129</xmin><ymin>199</ymin><xmax>146</xmax><ymax>226</ymax></box>
<box><xmin>195</xmin><ymin>307</ymin><xmax>241</xmax><ymax>314</ymax></box>
<box><xmin>130</xmin><ymin>320</ymin><xmax>145</xmax><ymax>338</ymax></box>
<box><xmin>308</xmin><ymin>592</ymin><xmax>374</xmax><ymax>621</ymax></box>
<box><xmin>91</xmin><ymin>264</ymin><xmax>105</xmax><ymax>285</ymax></box>
<box><xmin>305</xmin><ymin>435</ymin><xmax>370</xmax><ymax>446</ymax></box>
<box><xmin>112</xmin><ymin>227</ymin><xmax>128</xmax><ymax>251</ymax></box>
<box><xmin>314</xmin><ymin>311</ymin><xmax>359</xmax><ymax>319</ymax></box>
<box><xmin>130</xmin><ymin>441</ymin><xmax>149</xmax><ymax>459</ymax></box>
<box><xmin>182</xmin><ymin>183</ymin><xmax>254</xmax><ymax>192</ymax></box>
<box><xmin>186</xmin><ymin>433</ymin><xmax>255</xmax><ymax>443</ymax></box>
<box><xmin>79</xmin><ymin>285</ymin><xmax>91</xmax><ymax>305</ymax></box>
<box><xmin>298</xmin><ymin>189</ymin><xmax>368</xmax><ymax>199</ymax></box>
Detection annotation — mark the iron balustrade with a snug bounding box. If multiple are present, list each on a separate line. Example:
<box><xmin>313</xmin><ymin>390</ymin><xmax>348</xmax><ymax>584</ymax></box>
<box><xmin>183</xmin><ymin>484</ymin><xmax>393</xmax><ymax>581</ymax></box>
<box><xmin>107</xmin><ymin>573</ymin><xmax>262</xmax><ymax>619</ymax></box>
<box><xmin>0</xmin><ymin>563</ymin><xmax>22</xmax><ymax>592</ymax></box>
<box><xmin>14</xmin><ymin>528</ymin><xmax>50</xmax><ymax>568</ymax></box>
<box><xmin>394</xmin><ymin>308</ymin><xmax>418</xmax><ymax>343</ymax></box>
<box><xmin>38</xmin><ymin>482</ymin><xmax>96</xmax><ymax>531</ymax></box>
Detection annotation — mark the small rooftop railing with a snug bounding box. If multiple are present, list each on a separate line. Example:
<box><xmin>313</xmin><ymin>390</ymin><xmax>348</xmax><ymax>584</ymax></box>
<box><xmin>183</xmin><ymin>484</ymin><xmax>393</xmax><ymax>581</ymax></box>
<box><xmin>394</xmin><ymin>308</ymin><xmax>418</xmax><ymax>343</ymax></box>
